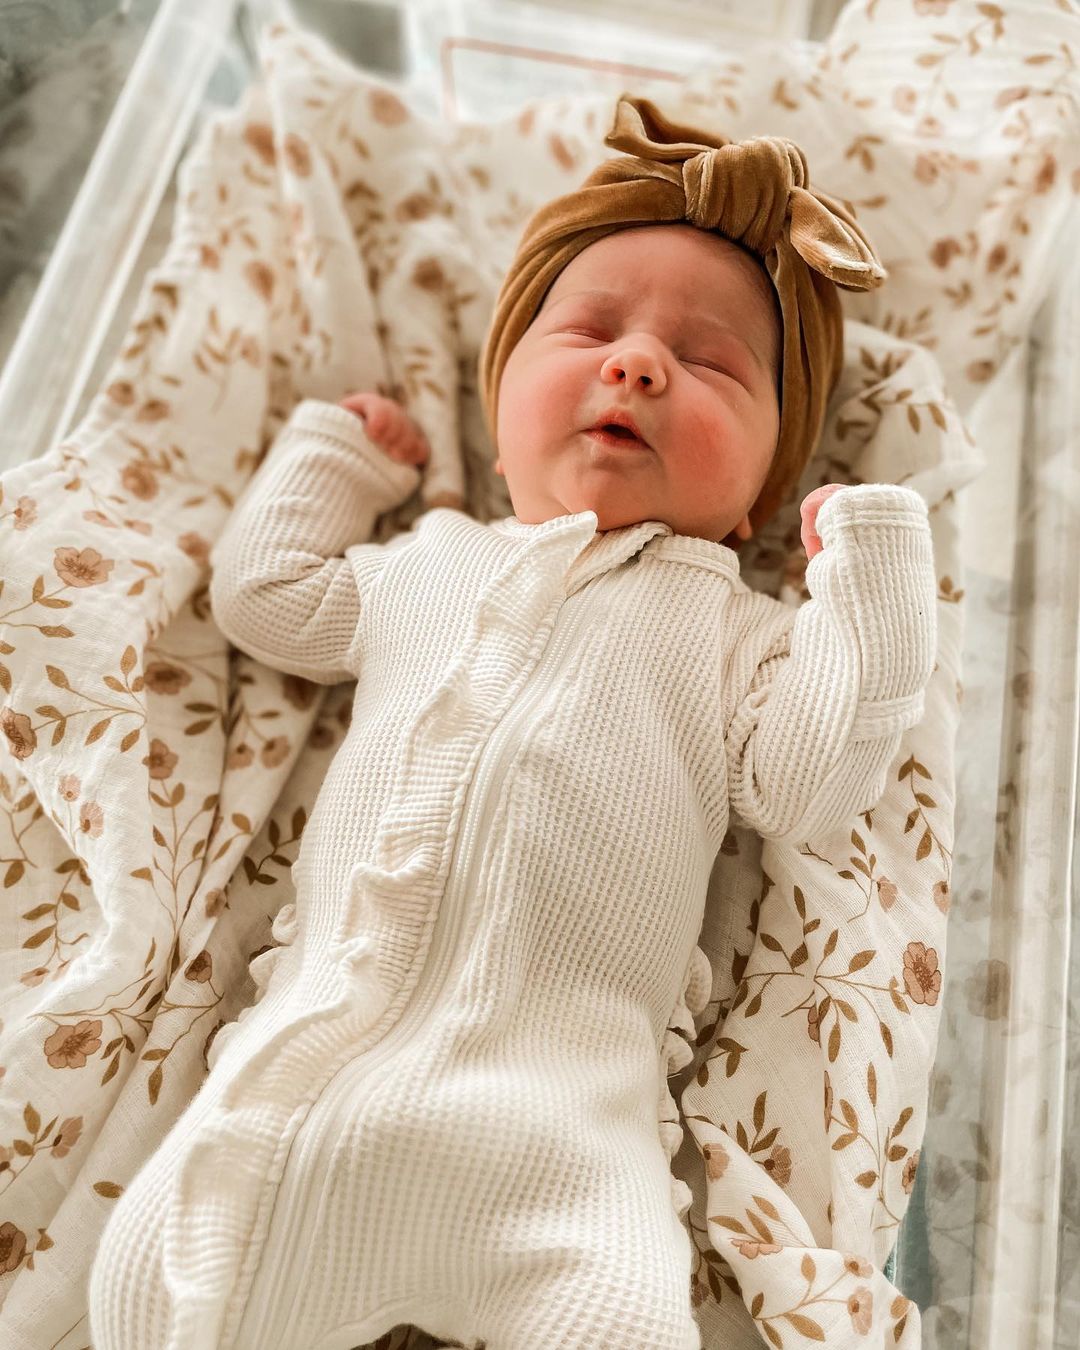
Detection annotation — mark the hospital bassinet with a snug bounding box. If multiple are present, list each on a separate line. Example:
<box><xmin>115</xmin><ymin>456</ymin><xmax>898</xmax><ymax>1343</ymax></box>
<box><xmin>0</xmin><ymin>2</ymin><xmax>1076</xmax><ymax>1347</ymax></box>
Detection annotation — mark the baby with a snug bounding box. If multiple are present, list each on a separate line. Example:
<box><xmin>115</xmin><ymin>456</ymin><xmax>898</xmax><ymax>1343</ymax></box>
<box><xmin>88</xmin><ymin>98</ymin><xmax>936</xmax><ymax>1350</ymax></box>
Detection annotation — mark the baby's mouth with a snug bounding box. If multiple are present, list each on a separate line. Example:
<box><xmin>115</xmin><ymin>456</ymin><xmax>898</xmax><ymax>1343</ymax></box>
<box><xmin>585</xmin><ymin>423</ymin><xmax>650</xmax><ymax>450</ymax></box>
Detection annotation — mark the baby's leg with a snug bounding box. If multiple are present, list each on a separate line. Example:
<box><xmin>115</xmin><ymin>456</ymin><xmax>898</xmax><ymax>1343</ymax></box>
<box><xmin>87</xmin><ymin>1071</ymin><xmax>233</xmax><ymax>1349</ymax></box>
<box><xmin>471</xmin><ymin>1211</ymin><xmax>701</xmax><ymax>1350</ymax></box>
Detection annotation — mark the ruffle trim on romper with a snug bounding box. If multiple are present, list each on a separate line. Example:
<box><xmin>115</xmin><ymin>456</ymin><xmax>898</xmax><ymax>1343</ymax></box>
<box><xmin>207</xmin><ymin>902</ymin><xmax>301</xmax><ymax>1074</ymax></box>
<box><xmin>158</xmin><ymin>511</ymin><xmax>605</xmax><ymax>1350</ymax></box>
<box><xmin>659</xmin><ymin>944</ymin><xmax>713</xmax><ymax>1221</ymax></box>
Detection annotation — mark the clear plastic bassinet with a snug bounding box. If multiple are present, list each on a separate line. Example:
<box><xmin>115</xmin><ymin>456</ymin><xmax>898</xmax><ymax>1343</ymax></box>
<box><xmin>0</xmin><ymin>2</ymin><xmax>1076</xmax><ymax>1347</ymax></box>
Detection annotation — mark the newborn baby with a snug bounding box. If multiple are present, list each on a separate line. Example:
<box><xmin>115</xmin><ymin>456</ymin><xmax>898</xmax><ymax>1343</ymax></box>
<box><xmin>88</xmin><ymin>100</ymin><xmax>936</xmax><ymax>1350</ymax></box>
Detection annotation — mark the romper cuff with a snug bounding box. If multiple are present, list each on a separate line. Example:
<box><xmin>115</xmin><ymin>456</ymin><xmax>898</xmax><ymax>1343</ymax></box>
<box><xmin>284</xmin><ymin>398</ymin><xmax>423</xmax><ymax>509</ymax></box>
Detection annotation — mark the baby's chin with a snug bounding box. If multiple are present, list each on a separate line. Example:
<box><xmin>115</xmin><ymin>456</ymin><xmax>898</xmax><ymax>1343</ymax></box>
<box><xmin>556</xmin><ymin>497</ymin><xmax>658</xmax><ymax>533</ymax></box>
<box><xmin>507</xmin><ymin>484</ymin><xmax>736</xmax><ymax>542</ymax></box>
<box><xmin>564</xmin><ymin>497</ymin><xmax>724</xmax><ymax>541</ymax></box>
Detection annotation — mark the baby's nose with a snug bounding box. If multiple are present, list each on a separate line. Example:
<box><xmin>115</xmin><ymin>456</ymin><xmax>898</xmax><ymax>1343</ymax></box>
<box><xmin>600</xmin><ymin>340</ymin><xmax>668</xmax><ymax>393</ymax></box>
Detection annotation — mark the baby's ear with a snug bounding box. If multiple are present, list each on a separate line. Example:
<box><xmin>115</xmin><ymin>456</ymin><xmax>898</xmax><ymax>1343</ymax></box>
<box><xmin>733</xmin><ymin>515</ymin><xmax>753</xmax><ymax>541</ymax></box>
<box><xmin>494</xmin><ymin>457</ymin><xmax>504</xmax><ymax>476</ymax></box>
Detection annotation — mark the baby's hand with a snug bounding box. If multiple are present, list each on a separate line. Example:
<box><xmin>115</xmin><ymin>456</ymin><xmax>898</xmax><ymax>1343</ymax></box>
<box><xmin>338</xmin><ymin>392</ymin><xmax>430</xmax><ymax>469</ymax></box>
<box><xmin>799</xmin><ymin>483</ymin><xmax>847</xmax><ymax>559</ymax></box>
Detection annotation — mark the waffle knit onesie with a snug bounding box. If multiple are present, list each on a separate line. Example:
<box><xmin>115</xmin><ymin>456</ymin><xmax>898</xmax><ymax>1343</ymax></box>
<box><xmin>88</xmin><ymin>398</ymin><xmax>937</xmax><ymax>1350</ymax></box>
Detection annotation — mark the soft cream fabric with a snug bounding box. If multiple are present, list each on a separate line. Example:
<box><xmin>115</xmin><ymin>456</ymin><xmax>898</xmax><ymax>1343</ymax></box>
<box><xmin>4</xmin><ymin>6</ymin><xmax>1074</xmax><ymax>1348</ymax></box>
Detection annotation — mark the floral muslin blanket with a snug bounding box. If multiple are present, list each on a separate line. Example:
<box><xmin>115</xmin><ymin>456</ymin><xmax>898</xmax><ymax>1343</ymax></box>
<box><xmin>5</xmin><ymin>6</ymin><xmax>1048</xmax><ymax>1347</ymax></box>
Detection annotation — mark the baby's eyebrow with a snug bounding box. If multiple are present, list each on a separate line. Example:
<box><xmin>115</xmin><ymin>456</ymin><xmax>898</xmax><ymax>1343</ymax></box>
<box><xmin>545</xmin><ymin>288</ymin><xmax>764</xmax><ymax>372</ymax></box>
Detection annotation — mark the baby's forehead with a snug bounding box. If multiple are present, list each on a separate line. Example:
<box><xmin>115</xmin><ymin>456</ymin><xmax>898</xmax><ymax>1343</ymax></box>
<box><xmin>548</xmin><ymin>228</ymin><xmax>770</xmax><ymax>303</ymax></box>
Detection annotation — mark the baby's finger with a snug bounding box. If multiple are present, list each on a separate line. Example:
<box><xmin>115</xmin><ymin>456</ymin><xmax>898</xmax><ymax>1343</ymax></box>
<box><xmin>366</xmin><ymin>404</ymin><xmax>397</xmax><ymax>439</ymax></box>
<box><xmin>391</xmin><ymin>434</ymin><xmax>428</xmax><ymax>467</ymax></box>
<box><xmin>339</xmin><ymin>392</ymin><xmax>375</xmax><ymax>417</ymax></box>
<box><xmin>801</xmin><ymin>521</ymin><xmax>824</xmax><ymax>560</ymax></box>
<box><xmin>406</xmin><ymin>426</ymin><xmax>431</xmax><ymax>467</ymax></box>
<box><xmin>799</xmin><ymin>484</ymin><xmax>846</xmax><ymax>556</ymax></box>
<box><xmin>800</xmin><ymin>483</ymin><xmax>845</xmax><ymax>518</ymax></box>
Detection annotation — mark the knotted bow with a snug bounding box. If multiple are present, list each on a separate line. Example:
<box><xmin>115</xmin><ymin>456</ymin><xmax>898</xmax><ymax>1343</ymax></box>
<box><xmin>478</xmin><ymin>92</ymin><xmax>888</xmax><ymax>535</ymax></box>
<box><xmin>601</xmin><ymin>95</ymin><xmax>885</xmax><ymax>285</ymax></box>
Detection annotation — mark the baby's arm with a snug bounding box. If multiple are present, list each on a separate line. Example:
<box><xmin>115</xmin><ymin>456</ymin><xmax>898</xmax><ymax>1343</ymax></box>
<box><xmin>725</xmin><ymin>484</ymin><xmax>937</xmax><ymax>844</ymax></box>
<box><xmin>208</xmin><ymin>398</ymin><xmax>422</xmax><ymax>684</ymax></box>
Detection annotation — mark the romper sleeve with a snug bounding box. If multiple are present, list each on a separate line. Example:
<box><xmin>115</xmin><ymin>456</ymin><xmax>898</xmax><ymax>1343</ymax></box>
<box><xmin>724</xmin><ymin>483</ymin><xmax>937</xmax><ymax>845</ymax></box>
<box><xmin>208</xmin><ymin>398</ymin><xmax>421</xmax><ymax>684</ymax></box>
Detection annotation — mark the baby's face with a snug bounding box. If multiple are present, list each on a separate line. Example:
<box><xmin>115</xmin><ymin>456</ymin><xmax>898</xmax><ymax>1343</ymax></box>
<box><xmin>494</xmin><ymin>224</ymin><xmax>782</xmax><ymax>546</ymax></box>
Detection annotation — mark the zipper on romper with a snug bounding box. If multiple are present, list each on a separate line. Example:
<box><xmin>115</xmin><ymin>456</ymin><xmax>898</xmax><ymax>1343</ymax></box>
<box><xmin>360</xmin><ymin>590</ymin><xmax>590</xmax><ymax>1067</ymax></box>
<box><xmin>241</xmin><ymin>584</ymin><xmax>592</xmax><ymax>1347</ymax></box>
<box><xmin>357</xmin><ymin>591</ymin><xmax>588</xmax><ymax>1064</ymax></box>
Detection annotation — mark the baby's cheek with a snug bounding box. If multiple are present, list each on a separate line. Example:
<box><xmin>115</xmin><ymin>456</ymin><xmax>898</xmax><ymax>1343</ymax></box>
<box><xmin>674</xmin><ymin>441</ymin><xmax>727</xmax><ymax>491</ymax></box>
<box><xmin>684</xmin><ymin>399</ymin><xmax>742</xmax><ymax>456</ymax></box>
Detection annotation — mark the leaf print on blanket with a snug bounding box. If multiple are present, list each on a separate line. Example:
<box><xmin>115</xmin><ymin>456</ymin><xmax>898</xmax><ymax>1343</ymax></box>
<box><xmin>701</xmin><ymin>1180</ymin><xmax>917</xmax><ymax>1346</ymax></box>
<box><xmin>1</xmin><ymin>505</ymin><xmax>330</xmax><ymax>1114</ymax></box>
<box><xmin>827</xmin><ymin>1066</ymin><xmax>922</xmax><ymax>1213</ymax></box>
<box><xmin>898</xmin><ymin>754</ymin><xmax>951</xmax><ymax>866</ymax></box>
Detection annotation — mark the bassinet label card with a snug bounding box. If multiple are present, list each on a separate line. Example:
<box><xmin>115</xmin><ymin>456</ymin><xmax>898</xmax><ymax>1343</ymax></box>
<box><xmin>405</xmin><ymin>0</ymin><xmax>812</xmax><ymax>121</ymax></box>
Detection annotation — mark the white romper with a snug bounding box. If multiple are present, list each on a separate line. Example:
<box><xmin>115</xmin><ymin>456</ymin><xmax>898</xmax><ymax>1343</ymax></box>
<box><xmin>87</xmin><ymin>399</ymin><xmax>936</xmax><ymax>1350</ymax></box>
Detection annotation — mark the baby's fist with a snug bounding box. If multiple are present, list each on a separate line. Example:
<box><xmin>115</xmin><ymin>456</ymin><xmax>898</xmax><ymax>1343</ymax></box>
<box><xmin>799</xmin><ymin>483</ymin><xmax>846</xmax><ymax>559</ymax></box>
<box><xmin>339</xmin><ymin>392</ymin><xmax>430</xmax><ymax>468</ymax></box>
